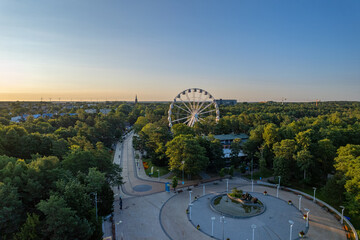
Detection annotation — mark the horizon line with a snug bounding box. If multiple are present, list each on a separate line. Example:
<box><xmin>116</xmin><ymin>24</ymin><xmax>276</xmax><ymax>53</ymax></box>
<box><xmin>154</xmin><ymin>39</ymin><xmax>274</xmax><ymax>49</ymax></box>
<box><xmin>1</xmin><ymin>100</ymin><xmax>359</xmax><ymax>103</ymax></box>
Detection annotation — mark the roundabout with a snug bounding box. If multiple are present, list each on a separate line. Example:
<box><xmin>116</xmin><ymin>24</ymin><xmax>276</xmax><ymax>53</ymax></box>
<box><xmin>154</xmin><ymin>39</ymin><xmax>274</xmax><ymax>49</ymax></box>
<box><xmin>188</xmin><ymin>192</ymin><xmax>306</xmax><ymax>240</ymax></box>
<box><xmin>160</xmin><ymin>179</ymin><xmax>347</xmax><ymax>240</ymax></box>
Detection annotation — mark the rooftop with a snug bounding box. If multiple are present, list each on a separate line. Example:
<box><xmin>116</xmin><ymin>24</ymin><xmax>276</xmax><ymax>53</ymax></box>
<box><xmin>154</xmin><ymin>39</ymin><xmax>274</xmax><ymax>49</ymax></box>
<box><xmin>214</xmin><ymin>133</ymin><xmax>249</xmax><ymax>141</ymax></box>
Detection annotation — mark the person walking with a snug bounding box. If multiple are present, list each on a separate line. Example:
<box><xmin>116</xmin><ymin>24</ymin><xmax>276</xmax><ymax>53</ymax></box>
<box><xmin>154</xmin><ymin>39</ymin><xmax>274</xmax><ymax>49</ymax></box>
<box><xmin>119</xmin><ymin>197</ymin><xmax>123</xmax><ymax>210</ymax></box>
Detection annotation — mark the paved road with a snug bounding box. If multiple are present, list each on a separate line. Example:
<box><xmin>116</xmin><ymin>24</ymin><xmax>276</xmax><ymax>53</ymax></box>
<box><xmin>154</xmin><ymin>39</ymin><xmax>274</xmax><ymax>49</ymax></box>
<box><xmin>110</xmin><ymin>132</ymin><xmax>173</xmax><ymax>240</ymax></box>
<box><xmin>115</xmin><ymin>132</ymin><xmax>166</xmax><ymax>196</ymax></box>
<box><xmin>105</xmin><ymin>132</ymin><xmax>348</xmax><ymax>240</ymax></box>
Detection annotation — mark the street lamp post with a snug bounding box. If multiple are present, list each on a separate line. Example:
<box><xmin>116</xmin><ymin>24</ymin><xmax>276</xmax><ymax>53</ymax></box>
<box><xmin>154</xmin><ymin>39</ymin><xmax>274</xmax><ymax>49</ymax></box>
<box><xmin>251</xmin><ymin>224</ymin><xmax>256</xmax><ymax>240</ymax></box>
<box><xmin>251</xmin><ymin>180</ymin><xmax>254</xmax><ymax>192</ymax></box>
<box><xmin>189</xmin><ymin>190</ymin><xmax>192</xmax><ymax>205</ymax></box>
<box><xmin>278</xmin><ymin>176</ymin><xmax>281</xmax><ymax>188</ymax></box>
<box><xmin>289</xmin><ymin>220</ymin><xmax>294</xmax><ymax>240</ymax></box>
<box><xmin>340</xmin><ymin>206</ymin><xmax>345</xmax><ymax>224</ymax></box>
<box><xmin>298</xmin><ymin>195</ymin><xmax>302</xmax><ymax>211</ymax></box>
<box><xmin>304</xmin><ymin>208</ymin><xmax>310</xmax><ymax>227</ymax></box>
<box><xmin>220</xmin><ymin>216</ymin><xmax>226</xmax><ymax>240</ymax></box>
<box><xmin>181</xmin><ymin>161</ymin><xmax>185</xmax><ymax>185</ymax></box>
<box><xmin>115</xmin><ymin>220</ymin><xmax>123</xmax><ymax>239</ymax></box>
<box><xmin>226</xmin><ymin>179</ymin><xmax>229</xmax><ymax>193</ymax></box>
<box><xmin>211</xmin><ymin>217</ymin><xmax>215</xmax><ymax>237</ymax></box>
<box><xmin>313</xmin><ymin>187</ymin><xmax>317</xmax><ymax>202</ymax></box>
<box><xmin>251</xmin><ymin>157</ymin><xmax>254</xmax><ymax>180</ymax></box>
<box><xmin>157</xmin><ymin>169</ymin><xmax>160</xmax><ymax>181</ymax></box>
<box><xmin>203</xmin><ymin>184</ymin><xmax>205</xmax><ymax>196</ymax></box>
<box><xmin>189</xmin><ymin>204</ymin><xmax>193</xmax><ymax>221</ymax></box>
<box><xmin>276</xmin><ymin>184</ymin><xmax>279</xmax><ymax>198</ymax></box>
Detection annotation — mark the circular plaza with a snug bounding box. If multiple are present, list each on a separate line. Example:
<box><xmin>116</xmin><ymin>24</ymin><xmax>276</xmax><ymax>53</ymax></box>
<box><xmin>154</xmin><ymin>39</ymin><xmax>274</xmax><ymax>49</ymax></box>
<box><xmin>160</xmin><ymin>179</ymin><xmax>348</xmax><ymax>240</ymax></box>
<box><xmin>188</xmin><ymin>192</ymin><xmax>305</xmax><ymax>240</ymax></box>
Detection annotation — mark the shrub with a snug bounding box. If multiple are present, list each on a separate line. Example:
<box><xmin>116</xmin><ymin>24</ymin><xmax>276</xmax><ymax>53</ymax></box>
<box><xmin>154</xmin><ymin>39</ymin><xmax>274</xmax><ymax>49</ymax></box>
<box><xmin>219</xmin><ymin>168</ymin><xmax>226</xmax><ymax>177</ymax></box>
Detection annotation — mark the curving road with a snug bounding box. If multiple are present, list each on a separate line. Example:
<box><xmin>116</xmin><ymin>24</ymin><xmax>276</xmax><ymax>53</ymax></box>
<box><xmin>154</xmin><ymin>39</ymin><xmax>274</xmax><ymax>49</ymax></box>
<box><xmin>112</xmin><ymin>132</ymin><xmax>172</xmax><ymax>240</ymax></box>
<box><xmin>114</xmin><ymin>131</ymin><xmax>166</xmax><ymax>196</ymax></box>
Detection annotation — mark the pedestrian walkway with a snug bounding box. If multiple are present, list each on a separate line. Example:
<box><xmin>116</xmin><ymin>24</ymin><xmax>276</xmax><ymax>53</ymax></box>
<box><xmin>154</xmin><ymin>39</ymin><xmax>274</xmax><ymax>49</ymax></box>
<box><xmin>160</xmin><ymin>178</ymin><xmax>347</xmax><ymax>240</ymax></box>
<box><xmin>114</xmin><ymin>191</ymin><xmax>172</xmax><ymax>240</ymax></box>
<box><xmin>134</xmin><ymin>150</ymin><xmax>173</xmax><ymax>183</ymax></box>
<box><xmin>102</xmin><ymin>217</ymin><xmax>113</xmax><ymax>240</ymax></box>
<box><xmin>117</xmin><ymin>132</ymin><xmax>166</xmax><ymax>196</ymax></box>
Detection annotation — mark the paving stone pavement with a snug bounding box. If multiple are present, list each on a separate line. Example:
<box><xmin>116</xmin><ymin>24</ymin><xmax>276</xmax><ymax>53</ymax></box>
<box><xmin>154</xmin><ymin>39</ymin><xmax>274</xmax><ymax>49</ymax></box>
<box><xmin>114</xmin><ymin>192</ymin><xmax>172</xmax><ymax>240</ymax></box>
<box><xmin>160</xmin><ymin>179</ymin><xmax>347</xmax><ymax>240</ymax></box>
<box><xmin>104</xmin><ymin>132</ymin><xmax>348</xmax><ymax>240</ymax></box>
<box><xmin>108</xmin><ymin>178</ymin><xmax>347</xmax><ymax>240</ymax></box>
<box><xmin>189</xmin><ymin>192</ymin><xmax>305</xmax><ymax>240</ymax></box>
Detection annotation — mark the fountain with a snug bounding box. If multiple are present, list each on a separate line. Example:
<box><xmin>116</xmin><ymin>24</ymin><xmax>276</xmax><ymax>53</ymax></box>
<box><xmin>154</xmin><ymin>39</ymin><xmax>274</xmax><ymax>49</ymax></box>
<box><xmin>210</xmin><ymin>188</ymin><xmax>265</xmax><ymax>218</ymax></box>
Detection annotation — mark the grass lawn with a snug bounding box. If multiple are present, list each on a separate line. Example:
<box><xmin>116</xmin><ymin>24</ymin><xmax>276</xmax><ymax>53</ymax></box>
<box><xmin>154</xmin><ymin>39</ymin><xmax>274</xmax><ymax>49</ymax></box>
<box><xmin>142</xmin><ymin>158</ymin><xmax>170</xmax><ymax>177</ymax></box>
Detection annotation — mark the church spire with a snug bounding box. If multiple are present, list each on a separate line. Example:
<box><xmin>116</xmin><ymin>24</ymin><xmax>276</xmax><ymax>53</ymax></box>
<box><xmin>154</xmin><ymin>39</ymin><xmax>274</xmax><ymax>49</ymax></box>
<box><xmin>135</xmin><ymin>95</ymin><xmax>138</xmax><ymax>104</ymax></box>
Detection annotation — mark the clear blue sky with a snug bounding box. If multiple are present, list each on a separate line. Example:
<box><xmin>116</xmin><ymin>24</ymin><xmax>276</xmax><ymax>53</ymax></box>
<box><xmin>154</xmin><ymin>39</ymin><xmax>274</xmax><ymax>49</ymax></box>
<box><xmin>0</xmin><ymin>0</ymin><xmax>359</xmax><ymax>101</ymax></box>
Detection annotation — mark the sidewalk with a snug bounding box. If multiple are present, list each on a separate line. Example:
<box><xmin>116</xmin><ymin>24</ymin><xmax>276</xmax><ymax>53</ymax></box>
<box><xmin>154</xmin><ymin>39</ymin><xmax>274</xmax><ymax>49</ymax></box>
<box><xmin>160</xmin><ymin>177</ymin><xmax>347</xmax><ymax>240</ymax></box>
<box><xmin>102</xmin><ymin>217</ymin><xmax>113</xmax><ymax>240</ymax></box>
<box><xmin>134</xmin><ymin>150</ymin><xmax>173</xmax><ymax>183</ymax></box>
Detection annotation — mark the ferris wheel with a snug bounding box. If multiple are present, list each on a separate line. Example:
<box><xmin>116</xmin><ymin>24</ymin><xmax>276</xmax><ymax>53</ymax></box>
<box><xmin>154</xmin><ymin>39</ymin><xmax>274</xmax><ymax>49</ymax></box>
<box><xmin>168</xmin><ymin>88</ymin><xmax>220</xmax><ymax>128</ymax></box>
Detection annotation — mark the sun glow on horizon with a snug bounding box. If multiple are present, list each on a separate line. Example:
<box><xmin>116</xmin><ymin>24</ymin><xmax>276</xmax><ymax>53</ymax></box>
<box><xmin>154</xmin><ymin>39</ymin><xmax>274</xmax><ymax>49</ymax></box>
<box><xmin>0</xmin><ymin>1</ymin><xmax>359</xmax><ymax>102</ymax></box>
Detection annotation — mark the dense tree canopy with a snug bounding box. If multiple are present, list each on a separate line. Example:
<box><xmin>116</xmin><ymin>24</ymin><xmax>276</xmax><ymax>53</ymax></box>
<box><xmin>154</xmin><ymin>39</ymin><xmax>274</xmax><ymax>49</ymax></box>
<box><xmin>166</xmin><ymin>134</ymin><xmax>209</xmax><ymax>178</ymax></box>
<box><xmin>335</xmin><ymin>145</ymin><xmax>360</xmax><ymax>215</ymax></box>
<box><xmin>0</xmin><ymin>101</ymin><xmax>131</xmax><ymax>239</ymax></box>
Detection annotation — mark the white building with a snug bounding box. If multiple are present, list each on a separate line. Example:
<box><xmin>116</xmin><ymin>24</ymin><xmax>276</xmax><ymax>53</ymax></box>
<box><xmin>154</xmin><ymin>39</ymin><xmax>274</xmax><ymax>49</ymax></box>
<box><xmin>223</xmin><ymin>148</ymin><xmax>247</xmax><ymax>158</ymax></box>
<box><xmin>10</xmin><ymin>116</ymin><xmax>22</xmax><ymax>122</ymax></box>
<box><xmin>85</xmin><ymin>109</ymin><xmax>97</xmax><ymax>114</ymax></box>
<box><xmin>100</xmin><ymin>109</ymin><xmax>111</xmax><ymax>115</ymax></box>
